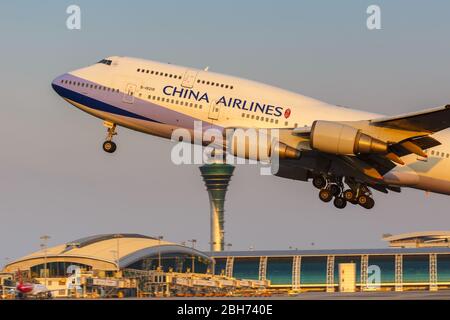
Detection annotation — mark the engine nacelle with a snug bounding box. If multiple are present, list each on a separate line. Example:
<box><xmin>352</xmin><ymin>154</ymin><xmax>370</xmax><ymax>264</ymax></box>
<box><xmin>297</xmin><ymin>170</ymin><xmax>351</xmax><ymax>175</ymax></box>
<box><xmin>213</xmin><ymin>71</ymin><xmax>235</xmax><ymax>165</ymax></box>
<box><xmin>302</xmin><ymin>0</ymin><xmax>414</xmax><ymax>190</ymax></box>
<box><xmin>310</xmin><ymin>121</ymin><xmax>387</xmax><ymax>155</ymax></box>
<box><xmin>227</xmin><ymin>129</ymin><xmax>301</xmax><ymax>161</ymax></box>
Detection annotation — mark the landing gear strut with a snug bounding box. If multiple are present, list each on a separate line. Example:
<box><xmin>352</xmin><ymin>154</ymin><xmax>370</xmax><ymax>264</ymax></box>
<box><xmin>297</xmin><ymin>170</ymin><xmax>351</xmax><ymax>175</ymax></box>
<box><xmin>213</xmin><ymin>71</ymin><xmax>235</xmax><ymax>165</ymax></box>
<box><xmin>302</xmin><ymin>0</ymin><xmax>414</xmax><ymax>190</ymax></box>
<box><xmin>102</xmin><ymin>121</ymin><xmax>117</xmax><ymax>153</ymax></box>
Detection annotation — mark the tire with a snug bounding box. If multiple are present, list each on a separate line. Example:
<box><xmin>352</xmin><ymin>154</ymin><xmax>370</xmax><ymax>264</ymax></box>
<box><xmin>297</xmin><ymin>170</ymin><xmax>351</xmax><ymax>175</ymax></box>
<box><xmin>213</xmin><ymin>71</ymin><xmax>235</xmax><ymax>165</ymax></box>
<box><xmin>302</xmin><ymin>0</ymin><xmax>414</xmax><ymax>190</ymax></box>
<box><xmin>343</xmin><ymin>189</ymin><xmax>354</xmax><ymax>201</ymax></box>
<box><xmin>312</xmin><ymin>176</ymin><xmax>326</xmax><ymax>189</ymax></box>
<box><xmin>319</xmin><ymin>189</ymin><xmax>333</xmax><ymax>202</ymax></box>
<box><xmin>329</xmin><ymin>184</ymin><xmax>340</xmax><ymax>196</ymax></box>
<box><xmin>103</xmin><ymin>141</ymin><xmax>117</xmax><ymax>153</ymax></box>
<box><xmin>357</xmin><ymin>194</ymin><xmax>368</xmax><ymax>205</ymax></box>
<box><xmin>333</xmin><ymin>197</ymin><xmax>347</xmax><ymax>209</ymax></box>
<box><xmin>364</xmin><ymin>197</ymin><xmax>375</xmax><ymax>209</ymax></box>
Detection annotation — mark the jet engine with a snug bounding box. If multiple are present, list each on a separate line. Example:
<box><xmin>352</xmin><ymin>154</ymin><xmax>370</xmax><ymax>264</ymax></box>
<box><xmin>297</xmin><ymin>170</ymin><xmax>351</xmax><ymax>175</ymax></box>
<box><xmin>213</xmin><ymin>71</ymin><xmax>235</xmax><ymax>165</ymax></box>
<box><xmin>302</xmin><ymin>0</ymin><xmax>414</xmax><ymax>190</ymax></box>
<box><xmin>227</xmin><ymin>129</ymin><xmax>301</xmax><ymax>161</ymax></box>
<box><xmin>310</xmin><ymin>121</ymin><xmax>387</xmax><ymax>155</ymax></box>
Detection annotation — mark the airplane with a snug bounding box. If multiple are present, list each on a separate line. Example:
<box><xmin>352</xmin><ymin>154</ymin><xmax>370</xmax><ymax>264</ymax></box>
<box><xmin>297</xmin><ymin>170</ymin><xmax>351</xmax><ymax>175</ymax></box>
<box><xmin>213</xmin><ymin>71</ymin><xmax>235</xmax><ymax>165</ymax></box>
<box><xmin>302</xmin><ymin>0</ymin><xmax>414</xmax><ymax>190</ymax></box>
<box><xmin>15</xmin><ymin>271</ymin><xmax>52</xmax><ymax>299</ymax></box>
<box><xmin>52</xmin><ymin>56</ymin><xmax>450</xmax><ymax>210</ymax></box>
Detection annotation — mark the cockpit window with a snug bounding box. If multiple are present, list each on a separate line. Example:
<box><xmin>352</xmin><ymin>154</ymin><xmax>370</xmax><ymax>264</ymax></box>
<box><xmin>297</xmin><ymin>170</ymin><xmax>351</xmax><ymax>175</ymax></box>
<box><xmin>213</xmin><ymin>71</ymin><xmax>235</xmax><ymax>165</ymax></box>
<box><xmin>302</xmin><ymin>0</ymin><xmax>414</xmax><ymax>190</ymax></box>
<box><xmin>98</xmin><ymin>59</ymin><xmax>112</xmax><ymax>66</ymax></box>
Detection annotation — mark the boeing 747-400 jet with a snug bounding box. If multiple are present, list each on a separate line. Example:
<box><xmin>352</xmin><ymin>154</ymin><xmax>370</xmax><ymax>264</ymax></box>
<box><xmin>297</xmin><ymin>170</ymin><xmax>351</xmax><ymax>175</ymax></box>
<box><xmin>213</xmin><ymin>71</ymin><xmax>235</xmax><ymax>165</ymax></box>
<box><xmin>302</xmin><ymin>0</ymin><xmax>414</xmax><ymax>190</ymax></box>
<box><xmin>52</xmin><ymin>56</ymin><xmax>450</xmax><ymax>209</ymax></box>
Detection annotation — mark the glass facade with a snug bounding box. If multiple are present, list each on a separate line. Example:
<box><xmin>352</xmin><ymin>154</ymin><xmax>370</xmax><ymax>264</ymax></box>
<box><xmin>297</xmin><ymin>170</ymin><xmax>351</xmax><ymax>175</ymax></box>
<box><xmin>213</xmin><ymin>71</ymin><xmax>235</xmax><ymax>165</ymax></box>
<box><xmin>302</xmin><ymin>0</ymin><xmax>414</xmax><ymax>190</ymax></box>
<box><xmin>30</xmin><ymin>262</ymin><xmax>91</xmax><ymax>278</ymax></box>
<box><xmin>210</xmin><ymin>253</ymin><xmax>450</xmax><ymax>287</ymax></box>
<box><xmin>266</xmin><ymin>257</ymin><xmax>292</xmax><ymax>285</ymax></box>
<box><xmin>232</xmin><ymin>258</ymin><xmax>260</xmax><ymax>280</ymax></box>
<box><xmin>214</xmin><ymin>258</ymin><xmax>227</xmax><ymax>276</ymax></box>
<box><xmin>300</xmin><ymin>257</ymin><xmax>327</xmax><ymax>285</ymax></box>
<box><xmin>127</xmin><ymin>252</ymin><xmax>211</xmax><ymax>274</ymax></box>
<box><xmin>403</xmin><ymin>255</ymin><xmax>429</xmax><ymax>283</ymax></box>
<box><xmin>368</xmin><ymin>255</ymin><xmax>395</xmax><ymax>284</ymax></box>
<box><xmin>437</xmin><ymin>254</ymin><xmax>450</xmax><ymax>283</ymax></box>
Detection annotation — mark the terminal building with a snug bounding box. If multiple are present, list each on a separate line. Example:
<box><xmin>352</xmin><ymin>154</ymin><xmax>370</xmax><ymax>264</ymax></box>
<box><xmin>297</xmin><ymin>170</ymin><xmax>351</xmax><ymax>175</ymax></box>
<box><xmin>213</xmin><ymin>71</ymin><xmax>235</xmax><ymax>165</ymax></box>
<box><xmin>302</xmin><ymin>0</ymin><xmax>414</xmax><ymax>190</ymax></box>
<box><xmin>3</xmin><ymin>232</ymin><xmax>450</xmax><ymax>296</ymax></box>
<box><xmin>3</xmin><ymin>234</ymin><xmax>213</xmax><ymax>277</ymax></box>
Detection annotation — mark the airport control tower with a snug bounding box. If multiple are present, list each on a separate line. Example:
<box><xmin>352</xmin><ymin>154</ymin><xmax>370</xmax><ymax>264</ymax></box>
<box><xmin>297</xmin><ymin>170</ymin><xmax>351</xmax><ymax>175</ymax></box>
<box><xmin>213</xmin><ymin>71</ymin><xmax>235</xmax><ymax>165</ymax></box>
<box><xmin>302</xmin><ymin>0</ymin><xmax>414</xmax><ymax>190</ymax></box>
<box><xmin>199</xmin><ymin>163</ymin><xmax>235</xmax><ymax>252</ymax></box>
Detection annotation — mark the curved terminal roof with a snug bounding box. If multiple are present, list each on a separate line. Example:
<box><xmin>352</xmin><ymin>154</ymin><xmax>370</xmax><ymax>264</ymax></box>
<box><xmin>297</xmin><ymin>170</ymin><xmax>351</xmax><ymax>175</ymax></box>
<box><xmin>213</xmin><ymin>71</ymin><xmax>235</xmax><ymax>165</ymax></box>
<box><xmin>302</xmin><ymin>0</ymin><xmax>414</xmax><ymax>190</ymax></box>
<box><xmin>3</xmin><ymin>234</ymin><xmax>212</xmax><ymax>272</ymax></box>
<box><xmin>383</xmin><ymin>231</ymin><xmax>450</xmax><ymax>248</ymax></box>
<box><xmin>383</xmin><ymin>231</ymin><xmax>450</xmax><ymax>241</ymax></box>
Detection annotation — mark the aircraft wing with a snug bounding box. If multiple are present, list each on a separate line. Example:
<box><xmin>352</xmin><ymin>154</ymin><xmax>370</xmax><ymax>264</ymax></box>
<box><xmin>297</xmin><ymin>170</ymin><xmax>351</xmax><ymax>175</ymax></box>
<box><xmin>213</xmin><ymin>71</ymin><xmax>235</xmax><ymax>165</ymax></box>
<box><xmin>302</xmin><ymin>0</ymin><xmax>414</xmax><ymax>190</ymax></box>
<box><xmin>289</xmin><ymin>105</ymin><xmax>450</xmax><ymax>182</ymax></box>
<box><xmin>370</xmin><ymin>105</ymin><xmax>450</xmax><ymax>133</ymax></box>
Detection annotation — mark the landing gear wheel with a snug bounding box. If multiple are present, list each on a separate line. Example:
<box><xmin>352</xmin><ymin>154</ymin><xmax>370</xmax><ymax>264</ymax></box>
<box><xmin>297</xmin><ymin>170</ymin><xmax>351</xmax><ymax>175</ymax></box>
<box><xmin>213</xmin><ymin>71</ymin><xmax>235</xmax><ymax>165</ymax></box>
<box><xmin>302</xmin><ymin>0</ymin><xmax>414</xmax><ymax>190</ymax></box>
<box><xmin>329</xmin><ymin>184</ymin><xmax>341</xmax><ymax>197</ymax></box>
<box><xmin>333</xmin><ymin>197</ymin><xmax>347</xmax><ymax>209</ymax></box>
<box><xmin>364</xmin><ymin>197</ymin><xmax>375</xmax><ymax>209</ymax></box>
<box><xmin>357</xmin><ymin>195</ymin><xmax>374</xmax><ymax>209</ymax></box>
<box><xmin>313</xmin><ymin>176</ymin><xmax>327</xmax><ymax>189</ymax></box>
<box><xmin>343</xmin><ymin>189</ymin><xmax>355</xmax><ymax>201</ymax></box>
<box><xmin>319</xmin><ymin>189</ymin><xmax>333</xmax><ymax>202</ymax></box>
<box><xmin>103</xmin><ymin>141</ymin><xmax>117</xmax><ymax>153</ymax></box>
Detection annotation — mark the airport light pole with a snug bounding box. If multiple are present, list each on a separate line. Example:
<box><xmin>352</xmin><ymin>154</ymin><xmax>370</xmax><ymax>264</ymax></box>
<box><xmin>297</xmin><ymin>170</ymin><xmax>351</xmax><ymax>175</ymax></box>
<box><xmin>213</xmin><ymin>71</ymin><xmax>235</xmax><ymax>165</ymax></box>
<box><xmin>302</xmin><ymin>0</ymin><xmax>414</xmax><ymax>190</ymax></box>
<box><xmin>157</xmin><ymin>236</ymin><xmax>164</xmax><ymax>271</ymax></box>
<box><xmin>110</xmin><ymin>250</ymin><xmax>118</xmax><ymax>273</ymax></box>
<box><xmin>226</xmin><ymin>243</ymin><xmax>232</xmax><ymax>251</ymax></box>
<box><xmin>40</xmin><ymin>235</ymin><xmax>51</xmax><ymax>287</ymax></box>
<box><xmin>187</xmin><ymin>239</ymin><xmax>197</xmax><ymax>273</ymax></box>
<box><xmin>3</xmin><ymin>257</ymin><xmax>10</xmax><ymax>271</ymax></box>
<box><xmin>113</xmin><ymin>234</ymin><xmax>123</xmax><ymax>273</ymax></box>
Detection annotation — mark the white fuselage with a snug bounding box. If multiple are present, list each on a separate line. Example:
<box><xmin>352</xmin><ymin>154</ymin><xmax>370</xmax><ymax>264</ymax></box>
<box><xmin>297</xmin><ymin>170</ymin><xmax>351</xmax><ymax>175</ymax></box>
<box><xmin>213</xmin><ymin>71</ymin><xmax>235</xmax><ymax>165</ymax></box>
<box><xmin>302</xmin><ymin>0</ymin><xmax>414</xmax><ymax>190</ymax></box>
<box><xmin>52</xmin><ymin>56</ymin><xmax>450</xmax><ymax>195</ymax></box>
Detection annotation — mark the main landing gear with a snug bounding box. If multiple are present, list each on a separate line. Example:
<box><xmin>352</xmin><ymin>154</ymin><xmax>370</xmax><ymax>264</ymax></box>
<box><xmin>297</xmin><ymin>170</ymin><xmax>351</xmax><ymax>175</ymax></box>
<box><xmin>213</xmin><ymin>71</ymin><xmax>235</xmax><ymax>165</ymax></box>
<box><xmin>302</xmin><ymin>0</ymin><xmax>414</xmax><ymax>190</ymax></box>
<box><xmin>313</xmin><ymin>175</ymin><xmax>375</xmax><ymax>210</ymax></box>
<box><xmin>102</xmin><ymin>121</ymin><xmax>117</xmax><ymax>154</ymax></box>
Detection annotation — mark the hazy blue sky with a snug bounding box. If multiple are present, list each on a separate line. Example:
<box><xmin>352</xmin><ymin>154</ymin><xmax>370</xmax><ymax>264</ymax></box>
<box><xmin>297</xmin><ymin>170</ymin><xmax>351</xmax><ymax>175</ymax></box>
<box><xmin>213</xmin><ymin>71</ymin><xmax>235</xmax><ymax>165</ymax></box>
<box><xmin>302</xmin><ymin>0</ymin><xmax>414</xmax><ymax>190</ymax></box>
<box><xmin>2</xmin><ymin>1</ymin><xmax>450</xmax><ymax>263</ymax></box>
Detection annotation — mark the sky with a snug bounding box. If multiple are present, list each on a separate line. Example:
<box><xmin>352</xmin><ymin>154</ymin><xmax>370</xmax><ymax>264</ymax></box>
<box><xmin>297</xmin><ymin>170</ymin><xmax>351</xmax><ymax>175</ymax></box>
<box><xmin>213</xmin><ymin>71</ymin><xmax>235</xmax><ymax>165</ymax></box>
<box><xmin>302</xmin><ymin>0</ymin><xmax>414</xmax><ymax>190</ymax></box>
<box><xmin>1</xmin><ymin>0</ymin><xmax>450</xmax><ymax>263</ymax></box>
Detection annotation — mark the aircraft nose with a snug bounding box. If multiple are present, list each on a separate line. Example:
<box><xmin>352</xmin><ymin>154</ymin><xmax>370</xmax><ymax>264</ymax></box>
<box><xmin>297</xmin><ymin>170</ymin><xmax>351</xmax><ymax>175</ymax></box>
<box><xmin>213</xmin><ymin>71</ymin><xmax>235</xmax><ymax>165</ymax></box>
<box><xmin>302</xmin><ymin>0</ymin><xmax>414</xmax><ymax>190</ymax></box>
<box><xmin>51</xmin><ymin>74</ymin><xmax>67</xmax><ymax>96</ymax></box>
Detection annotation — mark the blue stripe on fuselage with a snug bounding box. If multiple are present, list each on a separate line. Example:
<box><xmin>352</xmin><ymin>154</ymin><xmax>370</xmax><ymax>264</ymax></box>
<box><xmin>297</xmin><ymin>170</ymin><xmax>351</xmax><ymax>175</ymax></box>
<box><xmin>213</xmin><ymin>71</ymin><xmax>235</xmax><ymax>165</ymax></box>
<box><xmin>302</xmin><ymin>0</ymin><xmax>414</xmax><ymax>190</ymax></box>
<box><xmin>52</xmin><ymin>84</ymin><xmax>161</xmax><ymax>123</ymax></box>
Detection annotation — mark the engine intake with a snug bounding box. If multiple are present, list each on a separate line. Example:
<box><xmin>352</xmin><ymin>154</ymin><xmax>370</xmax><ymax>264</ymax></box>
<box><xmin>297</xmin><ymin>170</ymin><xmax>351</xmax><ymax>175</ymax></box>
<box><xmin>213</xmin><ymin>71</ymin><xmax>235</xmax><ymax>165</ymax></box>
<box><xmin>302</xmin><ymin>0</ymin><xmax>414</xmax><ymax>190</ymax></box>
<box><xmin>310</xmin><ymin>121</ymin><xmax>387</xmax><ymax>155</ymax></box>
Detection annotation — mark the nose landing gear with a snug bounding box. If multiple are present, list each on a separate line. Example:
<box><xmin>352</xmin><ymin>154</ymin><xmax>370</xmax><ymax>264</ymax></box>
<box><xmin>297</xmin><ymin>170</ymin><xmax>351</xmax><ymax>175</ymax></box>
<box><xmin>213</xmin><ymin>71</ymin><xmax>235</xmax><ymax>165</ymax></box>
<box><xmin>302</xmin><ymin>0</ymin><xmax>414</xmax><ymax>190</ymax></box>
<box><xmin>102</xmin><ymin>121</ymin><xmax>117</xmax><ymax>153</ymax></box>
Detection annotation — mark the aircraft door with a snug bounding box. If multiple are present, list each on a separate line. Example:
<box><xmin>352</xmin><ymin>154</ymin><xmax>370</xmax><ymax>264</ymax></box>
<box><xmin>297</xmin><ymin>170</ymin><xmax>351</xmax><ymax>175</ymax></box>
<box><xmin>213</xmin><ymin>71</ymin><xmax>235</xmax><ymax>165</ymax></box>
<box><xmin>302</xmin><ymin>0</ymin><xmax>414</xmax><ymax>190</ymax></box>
<box><xmin>208</xmin><ymin>100</ymin><xmax>221</xmax><ymax>121</ymax></box>
<box><xmin>181</xmin><ymin>70</ymin><xmax>198</xmax><ymax>88</ymax></box>
<box><xmin>123</xmin><ymin>83</ymin><xmax>137</xmax><ymax>104</ymax></box>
